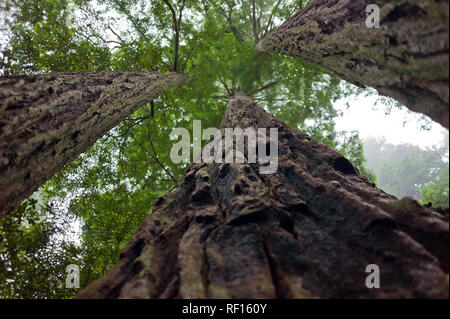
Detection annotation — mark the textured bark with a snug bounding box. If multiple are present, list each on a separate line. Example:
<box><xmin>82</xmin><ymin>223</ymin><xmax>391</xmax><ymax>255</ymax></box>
<box><xmin>257</xmin><ymin>0</ymin><xmax>449</xmax><ymax>128</ymax></box>
<box><xmin>0</xmin><ymin>71</ymin><xmax>188</xmax><ymax>218</ymax></box>
<box><xmin>77</xmin><ymin>94</ymin><xmax>448</xmax><ymax>299</ymax></box>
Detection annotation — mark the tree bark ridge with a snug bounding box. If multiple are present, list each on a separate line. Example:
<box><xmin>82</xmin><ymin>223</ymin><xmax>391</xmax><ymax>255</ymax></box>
<box><xmin>77</xmin><ymin>94</ymin><xmax>448</xmax><ymax>299</ymax></box>
<box><xmin>0</xmin><ymin>71</ymin><xmax>188</xmax><ymax>218</ymax></box>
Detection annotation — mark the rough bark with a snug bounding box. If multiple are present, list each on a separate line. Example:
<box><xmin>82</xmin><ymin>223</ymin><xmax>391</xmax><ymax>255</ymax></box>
<box><xmin>77</xmin><ymin>94</ymin><xmax>448</xmax><ymax>299</ymax></box>
<box><xmin>0</xmin><ymin>71</ymin><xmax>188</xmax><ymax>218</ymax></box>
<box><xmin>257</xmin><ymin>0</ymin><xmax>449</xmax><ymax>128</ymax></box>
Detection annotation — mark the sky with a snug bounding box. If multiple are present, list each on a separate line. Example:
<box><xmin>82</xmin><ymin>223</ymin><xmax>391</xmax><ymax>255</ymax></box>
<box><xmin>334</xmin><ymin>94</ymin><xmax>449</xmax><ymax>149</ymax></box>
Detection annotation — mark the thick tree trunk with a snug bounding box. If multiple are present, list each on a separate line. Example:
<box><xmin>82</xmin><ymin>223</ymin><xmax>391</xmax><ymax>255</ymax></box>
<box><xmin>77</xmin><ymin>94</ymin><xmax>448</xmax><ymax>299</ymax></box>
<box><xmin>0</xmin><ymin>71</ymin><xmax>187</xmax><ymax>218</ymax></box>
<box><xmin>257</xmin><ymin>0</ymin><xmax>449</xmax><ymax>129</ymax></box>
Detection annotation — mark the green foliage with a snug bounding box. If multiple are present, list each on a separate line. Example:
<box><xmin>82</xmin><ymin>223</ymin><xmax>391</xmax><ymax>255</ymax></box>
<box><xmin>363</xmin><ymin>137</ymin><xmax>449</xmax><ymax>202</ymax></box>
<box><xmin>420</xmin><ymin>166</ymin><xmax>449</xmax><ymax>208</ymax></box>
<box><xmin>0</xmin><ymin>198</ymin><xmax>81</xmax><ymax>298</ymax></box>
<box><xmin>1</xmin><ymin>0</ymin><xmax>111</xmax><ymax>74</ymax></box>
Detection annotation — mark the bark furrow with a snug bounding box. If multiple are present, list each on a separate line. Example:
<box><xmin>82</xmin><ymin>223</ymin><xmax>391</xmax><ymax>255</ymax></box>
<box><xmin>77</xmin><ymin>94</ymin><xmax>448</xmax><ymax>299</ymax></box>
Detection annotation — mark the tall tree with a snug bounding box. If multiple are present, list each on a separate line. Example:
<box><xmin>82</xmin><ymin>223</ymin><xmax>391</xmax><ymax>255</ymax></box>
<box><xmin>257</xmin><ymin>0</ymin><xmax>450</xmax><ymax>128</ymax></box>
<box><xmin>77</xmin><ymin>94</ymin><xmax>448</xmax><ymax>299</ymax></box>
<box><xmin>0</xmin><ymin>71</ymin><xmax>187</xmax><ymax>218</ymax></box>
<box><xmin>2</xmin><ymin>0</ymin><xmax>446</xmax><ymax>298</ymax></box>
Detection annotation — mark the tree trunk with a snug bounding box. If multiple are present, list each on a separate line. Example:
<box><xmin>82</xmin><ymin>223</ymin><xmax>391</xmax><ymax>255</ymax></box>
<box><xmin>77</xmin><ymin>94</ymin><xmax>448</xmax><ymax>299</ymax></box>
<box><xmin>0</xmin><ymin>71</ymin><xmax>187</xmax><ymax>218</ymax></box>
<box><xmin>256</xmin><ymin>0</ymin><xmax>449</xmax><ymax>129</ymax></box>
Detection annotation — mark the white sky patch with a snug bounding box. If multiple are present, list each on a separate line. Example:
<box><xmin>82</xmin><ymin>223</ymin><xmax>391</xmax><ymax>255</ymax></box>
<box><xmin>334</xmin><ymin>94</ymin><xmax>449</xmax><ymax>148</ymax></box>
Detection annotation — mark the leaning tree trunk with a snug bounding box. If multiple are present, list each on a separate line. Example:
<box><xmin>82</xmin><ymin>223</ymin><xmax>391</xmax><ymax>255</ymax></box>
<box><xmin>0</xmin><ymin>71</ymin><xmax>187</xmax><ymax>218</ymax></box>
<box><xmin>257</xmin><ymin>0</ymin><xmax>449</xmax><ymax>129</ymax></box>
<box><xmin>77</xmin><ymin>93</ymin><xmax>448</xmax><ymax>299</ymax></box>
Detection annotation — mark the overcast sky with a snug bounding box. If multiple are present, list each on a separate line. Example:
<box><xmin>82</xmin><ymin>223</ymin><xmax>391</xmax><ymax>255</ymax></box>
<box><xmin>334</xmin><ymin>94</ymin><xmax>449</xmax><ymax>149</ymax></box>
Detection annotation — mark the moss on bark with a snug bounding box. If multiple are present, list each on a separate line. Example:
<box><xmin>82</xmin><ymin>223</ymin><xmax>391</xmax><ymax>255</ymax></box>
<box><xmin>257</xmin><ymin>0</ymin><xmax>449</xmax><ymax>128</ymax></box>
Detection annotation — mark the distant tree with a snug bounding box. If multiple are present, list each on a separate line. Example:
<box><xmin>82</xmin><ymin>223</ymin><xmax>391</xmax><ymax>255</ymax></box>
<box><xmin>420</xmin><ymin>166</ymin><xmax>449</xmax><ymax>208</ymax></box>
<box><xmin>363</xmin><ymin>137</ymin><xmax>449</xmax><ymax>201</ymax></box>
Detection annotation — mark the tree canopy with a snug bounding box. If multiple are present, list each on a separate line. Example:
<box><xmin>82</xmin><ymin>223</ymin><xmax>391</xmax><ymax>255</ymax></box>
<box><xmin>0</xmin><ymin>0</ymin><xmax>446</xmax><ymax>298</ymax></box>
<box><xmin>363</xmin><ymin>136</ymin><xmax>449</xmax><ymax>206</ymax></box>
